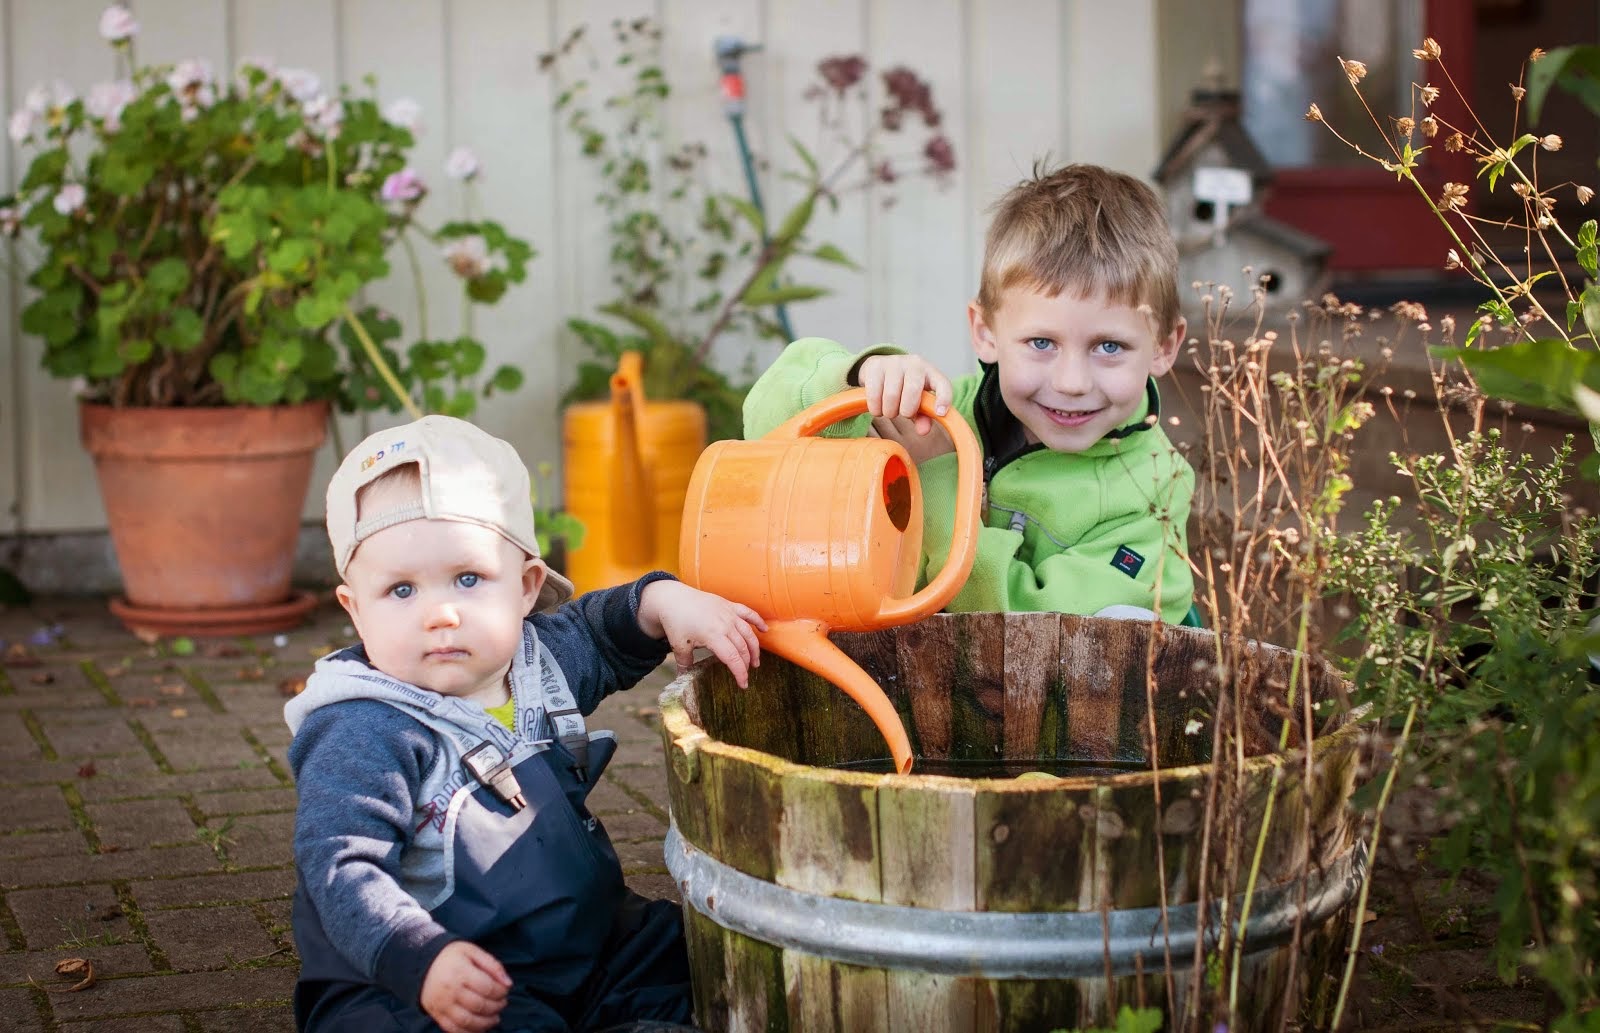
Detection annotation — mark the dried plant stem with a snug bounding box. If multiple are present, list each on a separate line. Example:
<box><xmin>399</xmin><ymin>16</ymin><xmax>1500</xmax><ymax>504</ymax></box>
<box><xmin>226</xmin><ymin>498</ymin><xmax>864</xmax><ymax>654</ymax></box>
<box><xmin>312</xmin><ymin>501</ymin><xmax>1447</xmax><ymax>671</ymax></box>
<box><xmin>1330</xmin><ymin>700</ymin><xmax>1417</xmax><ymax>1031</ymax></box>
<box><xmin>1227</xmin><ymin>594</ymin><xmax>1313</xmax><ymax>1023</ymax></box>
<box><xmin>343</xmin><ymin>304</ymin><xmax>422</xmax><ymax>420</ymax></box>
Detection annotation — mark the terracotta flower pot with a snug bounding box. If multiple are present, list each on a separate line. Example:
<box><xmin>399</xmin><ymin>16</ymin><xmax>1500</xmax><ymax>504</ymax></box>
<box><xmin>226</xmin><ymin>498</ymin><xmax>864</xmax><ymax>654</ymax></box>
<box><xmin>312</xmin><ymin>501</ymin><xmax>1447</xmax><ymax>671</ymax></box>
<box><xmin>79</xmin><ymin>401</ymin><xmax>329</xmax><ymax>637</ymax></box>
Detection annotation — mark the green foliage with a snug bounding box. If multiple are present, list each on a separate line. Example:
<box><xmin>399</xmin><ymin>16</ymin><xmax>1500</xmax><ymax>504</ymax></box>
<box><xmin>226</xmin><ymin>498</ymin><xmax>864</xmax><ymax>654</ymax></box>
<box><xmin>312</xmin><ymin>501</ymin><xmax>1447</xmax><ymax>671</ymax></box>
<box><xmin>1325</xmin><ymin>431</ymin><xmax>1600</xmax><ymax>1014</ymax></box>
<box><xmin>1051</xmin><ymin>1006</ymin><xmax>1164</xmax><ymax>1033</ymax></box>
<box><xmin>0</xmin><ymin>17</ymin><xmax>532</xmax><ymax>414</ymax></box>
<box><xmin>529</xmin><ymin>459</ymin><xmax>585</xmax><ymax>557</ymax></box>
<box><xmin>1526</xmin><ymin>45</ymin><xmax>1600</xmax><ymax>125</ymax></box>
<box><xmin>541</xmin><ymin>20</ymin><xmax>952</xmax><ymax>442</ymax></box>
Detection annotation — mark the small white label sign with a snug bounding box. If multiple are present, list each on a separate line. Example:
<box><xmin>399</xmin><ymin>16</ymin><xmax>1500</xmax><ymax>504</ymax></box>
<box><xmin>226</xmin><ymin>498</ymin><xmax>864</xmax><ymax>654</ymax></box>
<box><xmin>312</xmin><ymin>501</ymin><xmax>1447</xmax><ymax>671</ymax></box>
<box><xmin>1193</xmin><ymin>166</ymin><xmax>1253</xmax><ymax>207</ymax></box>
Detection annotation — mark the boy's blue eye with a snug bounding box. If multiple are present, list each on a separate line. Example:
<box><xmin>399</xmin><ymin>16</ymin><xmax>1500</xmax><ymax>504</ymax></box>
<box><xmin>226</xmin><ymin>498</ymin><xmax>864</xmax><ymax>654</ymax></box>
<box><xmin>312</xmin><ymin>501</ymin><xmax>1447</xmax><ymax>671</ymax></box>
<box><xmin>388</xmin><ymin>583</ymin><xmax>415</xmax><ymax>600</ymax></box>
<box><xmin>1027</xmin><ymin>337</ymin><xmax>1055</xmax><ymax>352</ymax></box>
<box><xmin>1094</xmin><ymin>340</ymin><xmax>1125</xmax><ymax>355</ymax></box>
<box><xmin>456</xmin><ymin>572</ymin><xmax>481</xmax><ymax>589</ymax></box>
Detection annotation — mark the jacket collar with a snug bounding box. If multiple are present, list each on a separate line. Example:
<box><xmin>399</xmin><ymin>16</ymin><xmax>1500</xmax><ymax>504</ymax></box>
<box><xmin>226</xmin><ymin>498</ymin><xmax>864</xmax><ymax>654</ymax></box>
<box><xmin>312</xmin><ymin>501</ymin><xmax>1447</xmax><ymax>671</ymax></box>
<box><xmin>972</xmin><ymin>362</ymin><xmax>1162</xmax><ymax>463</ymax></box>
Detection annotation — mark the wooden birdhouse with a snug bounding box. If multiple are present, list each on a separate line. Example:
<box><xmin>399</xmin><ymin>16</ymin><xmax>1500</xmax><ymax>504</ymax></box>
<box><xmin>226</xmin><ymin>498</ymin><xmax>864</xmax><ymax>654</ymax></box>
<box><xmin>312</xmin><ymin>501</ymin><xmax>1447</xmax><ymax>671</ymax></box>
<box><xmin>1154</xmin><ymin>80</ymin><xmax>1329</xmax><ymax>314</ymax></box>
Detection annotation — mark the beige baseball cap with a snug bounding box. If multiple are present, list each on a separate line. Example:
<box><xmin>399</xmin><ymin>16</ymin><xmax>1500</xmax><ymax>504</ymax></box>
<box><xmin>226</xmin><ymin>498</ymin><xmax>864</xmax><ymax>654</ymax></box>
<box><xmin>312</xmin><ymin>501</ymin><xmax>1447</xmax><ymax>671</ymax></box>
<box><xmin>326</xmin><ymin>415</ymin><xmax>575</xmax><ymax>612</ymax></box>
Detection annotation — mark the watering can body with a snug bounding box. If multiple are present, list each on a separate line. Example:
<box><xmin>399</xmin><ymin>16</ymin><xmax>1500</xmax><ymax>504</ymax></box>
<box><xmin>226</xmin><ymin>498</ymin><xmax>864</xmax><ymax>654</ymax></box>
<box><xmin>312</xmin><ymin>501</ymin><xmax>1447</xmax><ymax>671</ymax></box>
<box><xmin>564</xmin><ymin>353</ymin><xmax>705</xmax><ymax>594</ymax></box>
<box><xmin>680</xmin><ymin>390</ymin><xmax>982</xmax><ymax>772</ymax></box>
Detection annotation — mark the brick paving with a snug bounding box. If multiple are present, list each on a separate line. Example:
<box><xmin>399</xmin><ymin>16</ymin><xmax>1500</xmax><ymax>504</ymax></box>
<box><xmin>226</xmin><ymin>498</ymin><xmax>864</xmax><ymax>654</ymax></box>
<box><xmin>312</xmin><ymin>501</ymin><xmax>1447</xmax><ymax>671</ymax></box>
<box><xmin>0</xmin><ymin>596</ymin><xmax>677</xmax><ymax>1032</ymax></box>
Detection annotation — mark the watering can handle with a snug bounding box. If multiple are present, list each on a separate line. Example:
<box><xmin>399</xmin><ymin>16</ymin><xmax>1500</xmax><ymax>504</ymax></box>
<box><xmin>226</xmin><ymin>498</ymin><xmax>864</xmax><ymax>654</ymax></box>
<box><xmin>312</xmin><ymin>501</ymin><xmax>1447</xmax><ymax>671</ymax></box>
<box><xmin>610</xmin><ymin>352</ymin><xmax>656</xmax><ymax>564</ymax></box>
<box><xmin>766</xmin><ymin>388</ymin><xmax>983</xmax><ymax>625</ymax></box>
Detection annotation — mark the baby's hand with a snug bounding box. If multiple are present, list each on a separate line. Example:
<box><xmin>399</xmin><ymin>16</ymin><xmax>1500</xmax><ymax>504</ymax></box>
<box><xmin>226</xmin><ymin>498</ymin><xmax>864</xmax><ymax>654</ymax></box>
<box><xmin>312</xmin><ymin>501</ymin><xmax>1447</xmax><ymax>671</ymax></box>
<box><xmin>420</xmin><ymin>940</ymin><xmax>511</xmax><ymax>1033</ymax></box>
<box><xmin>639</xmin><ymin>580</ymin><xmax>767</xmax><ymax>687</ymax></box>
<box><xmin>857</xmin><ymin>354</ymin><xmax>953</xmax><ymax>436</ymax></box>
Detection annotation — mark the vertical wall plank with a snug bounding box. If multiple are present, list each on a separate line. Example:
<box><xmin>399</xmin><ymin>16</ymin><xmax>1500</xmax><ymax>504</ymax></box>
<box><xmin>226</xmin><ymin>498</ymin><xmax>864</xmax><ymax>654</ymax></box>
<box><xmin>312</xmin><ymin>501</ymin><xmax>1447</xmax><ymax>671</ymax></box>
<box><xmin>230</xmin><ymin>0</ymin><xmax>348</xmax><ymax>521</ymax></box>
<box><xmin>339</xmin><ymin>0</ymin><xmax>449</xmax><ymax>447</ymax></box>
<box><xmin>12</xmin><ymin>0</ymin><xmax>139</xmax><ymax>532</ymax></box>
<box><xmin>965</xmin><ymin>0</ymin><xmax>1067</xmax><ymax>304</ymax></box>
<box><xmin>230</xmin><ymin>0</ymin><xmax>338</xmax><ymax>77</ymax></box>
<box><xmin>658</xmin><ymin>0</ymin><xmax>767</xmax><ymax>387</ymax></box>
<box><xmin>124</xmin><ymin>0</ymin><xmax>228</xmax><ymax>69</ymax></box>
<box><xmin>764</xmin><ymin>0</ymin><xmax>872</xmax><ymax>351</ymax></box>
<box><xmin>866</xmin><ymin>0</ymin><xmax>970</xmax><ymax>376</ymax></box>
<box><xmin>444</xmin><ymin>0</ymin><xmax>558</xmax><ymax>461</ymax></box>
<box><xmin>1065</xmin><ymin>0</ymin><xmax>1162</xmax><ymax>176</ymax></box>
<box><xmin>548</xmin><ymin>0</ymin><xmax>658</xmax><ymax>411</ymax></box>
<box><xmin>1</xmin><ymin>0</ymin><xmax>19</xmax><ymax>536</ymax></box>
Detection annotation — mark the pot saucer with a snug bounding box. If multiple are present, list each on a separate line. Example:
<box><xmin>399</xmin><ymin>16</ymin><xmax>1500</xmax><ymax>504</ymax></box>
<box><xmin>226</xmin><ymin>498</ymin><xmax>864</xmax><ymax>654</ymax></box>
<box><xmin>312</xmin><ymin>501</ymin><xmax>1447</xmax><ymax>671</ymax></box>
<box><xmin>108</xmin><ymin>589</ymin><xmax>320</xmax><ymax>638</ymax></box>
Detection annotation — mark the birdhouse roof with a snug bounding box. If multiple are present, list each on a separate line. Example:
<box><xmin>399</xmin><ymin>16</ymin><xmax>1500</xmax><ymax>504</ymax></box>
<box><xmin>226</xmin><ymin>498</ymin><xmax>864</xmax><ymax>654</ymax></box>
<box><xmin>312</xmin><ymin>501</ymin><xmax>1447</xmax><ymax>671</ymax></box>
<box><xmin>1153</xmin><ymin>89</ymin><xmax>1274</xmax><ymax>186</ymax></box>
<box><xmin>1227</xmin><ymin>211</ymin><xmax>1332</xmax><ymax>260</ymax></box>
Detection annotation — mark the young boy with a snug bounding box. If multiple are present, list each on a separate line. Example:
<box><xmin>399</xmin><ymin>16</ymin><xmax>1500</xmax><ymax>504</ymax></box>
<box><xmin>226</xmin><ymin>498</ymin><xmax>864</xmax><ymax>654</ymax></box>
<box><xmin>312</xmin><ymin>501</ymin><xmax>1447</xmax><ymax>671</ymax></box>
<box><xmin>285</xmin><ymin>415</ymin><xmax>765</xmax><ymax>1033</ymax></box>
<box><xmin>744</xmin><ymin>162</ymin><xmax>1195</xmax><ymax>621</ymax></box>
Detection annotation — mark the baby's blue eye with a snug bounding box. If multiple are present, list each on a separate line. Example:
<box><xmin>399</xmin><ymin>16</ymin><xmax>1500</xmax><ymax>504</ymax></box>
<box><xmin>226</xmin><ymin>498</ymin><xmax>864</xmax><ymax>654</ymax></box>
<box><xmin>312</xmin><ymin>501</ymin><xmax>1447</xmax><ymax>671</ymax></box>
<box><xmin>389</xmin><ymin>583</ymin><xmax>415</xmax><ymax>600</ymax></box>
<box><xmin>456</xmin><ymin>572</ymin><xmax>481</xmax><ymax>589</ymax></box>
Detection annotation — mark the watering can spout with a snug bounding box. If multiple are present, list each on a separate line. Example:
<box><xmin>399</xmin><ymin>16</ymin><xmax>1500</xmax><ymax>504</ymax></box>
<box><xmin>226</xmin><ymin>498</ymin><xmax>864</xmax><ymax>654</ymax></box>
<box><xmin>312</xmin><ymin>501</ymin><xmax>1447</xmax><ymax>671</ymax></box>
<box><xmin>609</xmin><ymin>352</ymin><xmax>656</xmax><ymax>566</ymax></box>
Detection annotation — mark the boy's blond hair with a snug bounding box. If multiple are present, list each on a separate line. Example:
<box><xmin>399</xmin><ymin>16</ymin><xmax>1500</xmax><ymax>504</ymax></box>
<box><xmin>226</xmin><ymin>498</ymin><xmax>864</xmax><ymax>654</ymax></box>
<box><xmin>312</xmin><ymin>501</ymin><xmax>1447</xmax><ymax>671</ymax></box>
<box><xmin>977</xmin><ymin>162</ymin><xmax>1180</xmax><ymax>334</ymax></box>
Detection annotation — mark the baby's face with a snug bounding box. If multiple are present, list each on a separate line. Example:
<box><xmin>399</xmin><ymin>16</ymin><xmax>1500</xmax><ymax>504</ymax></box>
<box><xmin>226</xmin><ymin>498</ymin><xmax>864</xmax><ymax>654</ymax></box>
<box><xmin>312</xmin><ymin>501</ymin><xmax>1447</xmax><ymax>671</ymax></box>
<box><xmin>970</xmin><ymin>285</ymin><xmax>1183</xmax><ymax>453</ymax></box>
<box><xmin>335</xmin><ymin>518</ymin><xmax>542</xmax><ymax>707</ymax></box>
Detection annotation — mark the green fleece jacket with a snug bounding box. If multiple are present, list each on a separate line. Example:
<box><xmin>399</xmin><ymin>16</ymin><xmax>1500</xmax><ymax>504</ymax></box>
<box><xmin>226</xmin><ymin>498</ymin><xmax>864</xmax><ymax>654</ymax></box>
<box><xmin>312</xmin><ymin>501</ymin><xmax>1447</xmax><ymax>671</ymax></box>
<box><xmin>742</xmin><ymin>338</ymin><xmax>1195</xmax><ymax>622</ymax></box>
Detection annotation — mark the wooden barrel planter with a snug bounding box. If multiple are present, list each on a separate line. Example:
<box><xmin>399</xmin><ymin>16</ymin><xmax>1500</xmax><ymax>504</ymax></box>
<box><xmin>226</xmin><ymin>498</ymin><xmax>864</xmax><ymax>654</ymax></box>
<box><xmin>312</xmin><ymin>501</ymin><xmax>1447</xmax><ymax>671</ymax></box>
<box><xmin>659</xmin><ymin>613</ymin><xmax>1366</xmax><ymax>1032</ymax></box>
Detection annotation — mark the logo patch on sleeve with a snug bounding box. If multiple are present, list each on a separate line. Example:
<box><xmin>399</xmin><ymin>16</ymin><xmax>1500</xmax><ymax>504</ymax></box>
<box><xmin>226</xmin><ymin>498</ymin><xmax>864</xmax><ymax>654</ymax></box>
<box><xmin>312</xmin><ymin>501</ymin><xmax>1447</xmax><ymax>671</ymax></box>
<box><xmin>1110</xmin><ymin>545</ymin><xmax>1145</xmax><ymax>578</ymax></box>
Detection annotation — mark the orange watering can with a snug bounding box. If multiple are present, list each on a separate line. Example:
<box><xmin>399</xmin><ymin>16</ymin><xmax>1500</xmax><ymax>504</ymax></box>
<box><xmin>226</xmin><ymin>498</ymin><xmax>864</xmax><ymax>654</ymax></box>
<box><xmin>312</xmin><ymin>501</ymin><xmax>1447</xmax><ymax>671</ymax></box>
<box><xmin>679</xmin><ymin>389</ymin><xmax>982</xmax><ymax>774</ymax></box>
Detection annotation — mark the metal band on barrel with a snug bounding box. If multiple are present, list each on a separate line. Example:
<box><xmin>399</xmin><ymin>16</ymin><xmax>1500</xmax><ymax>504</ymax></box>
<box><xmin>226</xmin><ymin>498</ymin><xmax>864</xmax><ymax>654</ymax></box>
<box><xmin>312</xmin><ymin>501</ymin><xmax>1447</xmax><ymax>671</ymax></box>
<box><xmin>665</xmin><ymin>823</ymin><xmax>1366</xmax><ymax>979</ymax></box>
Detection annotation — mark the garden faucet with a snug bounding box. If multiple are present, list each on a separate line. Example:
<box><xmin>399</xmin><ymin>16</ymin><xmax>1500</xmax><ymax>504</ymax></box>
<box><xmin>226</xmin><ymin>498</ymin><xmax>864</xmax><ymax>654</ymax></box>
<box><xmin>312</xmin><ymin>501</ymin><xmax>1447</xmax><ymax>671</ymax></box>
<box><xmin>713</xmin><ymin>35</ymin><xmax>761</xmax><ymax>116</ymax></box>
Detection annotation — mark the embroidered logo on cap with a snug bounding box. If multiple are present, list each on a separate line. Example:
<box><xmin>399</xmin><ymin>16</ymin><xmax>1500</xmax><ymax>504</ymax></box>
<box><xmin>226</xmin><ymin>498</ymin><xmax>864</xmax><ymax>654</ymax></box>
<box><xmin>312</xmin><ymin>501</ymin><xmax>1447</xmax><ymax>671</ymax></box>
<box><xmin>1111</xmin><ymin>545</ymin><xmax>1145</xmax><ymax>578</ymax></box>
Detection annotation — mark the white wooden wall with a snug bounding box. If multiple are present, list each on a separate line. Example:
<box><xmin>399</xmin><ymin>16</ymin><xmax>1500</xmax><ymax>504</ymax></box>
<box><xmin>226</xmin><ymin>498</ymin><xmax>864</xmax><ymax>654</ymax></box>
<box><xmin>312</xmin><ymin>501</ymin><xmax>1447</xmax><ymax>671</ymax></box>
<box><xmin>0</xmin><ymin>0</ymin><xmax>1165</xmax><ymax>536</ymax></box>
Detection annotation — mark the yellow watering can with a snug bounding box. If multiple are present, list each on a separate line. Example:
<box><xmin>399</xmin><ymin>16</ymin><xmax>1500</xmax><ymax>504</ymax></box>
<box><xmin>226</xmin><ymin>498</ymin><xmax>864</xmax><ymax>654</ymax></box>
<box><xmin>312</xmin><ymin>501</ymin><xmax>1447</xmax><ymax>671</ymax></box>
<box><xmin>564</xmin><ymin>352</ymin><xmax>705</xmax><ymax>593</ymax></box>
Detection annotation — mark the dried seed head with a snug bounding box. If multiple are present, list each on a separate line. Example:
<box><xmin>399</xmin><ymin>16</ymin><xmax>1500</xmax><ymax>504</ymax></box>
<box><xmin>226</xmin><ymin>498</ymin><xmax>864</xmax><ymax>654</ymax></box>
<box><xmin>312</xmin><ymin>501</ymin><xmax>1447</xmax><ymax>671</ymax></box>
<box><xmin>1305</xmin><ymin>102</ymin><xmax>1323</xmax><ymax>122</ymax></box>
<box><xmin>1420</xmin><ymin>84</ymin><xmax>1440</xmax><ymax>107</ymax></box>
<box><xmin>1530</xmin><ymin>47</ymin><xmax>1546</xmax><ymax>62</ymax></box>
<box><xmin>1510</xmin><ymin>83</ymin><xmax>1527</xmax><ymax>100</ymax></box>
<box><xmin>1421</xmin><ymin>115</ymin><xmax>1439</xmax><ymax>137</ymax></box>
<box><xmin>1446</xmin><ymin>132</ymin><xmax>1466</xmax><ymax>152</ymax></box>
<box><xmin>1445</xmin><ymin>248</ymin><xmax>1462</xmax><ymax>270</ymax></box>
<box><xmin>1512</xmin><ymin>181</ymin><xmax>1531</xmax><ymax>198</ymax></box>
<box><xmin>1540</xmin><ymin>133</ymin><xmax>1563</xmax><ymax>151</ymax></box>
<box><xmin>1414</xmin><ymin>38</ymin><xmax>1442</xmax><ymax>61</ymax></box>
<box><xmin>1396</xmin><ymin>116</ymin><xmax>1415</xmax><ymax>137</ymax></box>
<box><xmin>1440</xmin><ymin>182</ymin><xmax>1469</xmax><ymax>211</ymax></box>
<box><xmin>1578</xmin><ymin>185</ymin><xmax>1594</xmax><ymax>205</ymax></box>
<box><xmin>1341</xmin><ymin>58</ymin><xmax>1368</xmax><ymax>86</ymax></box>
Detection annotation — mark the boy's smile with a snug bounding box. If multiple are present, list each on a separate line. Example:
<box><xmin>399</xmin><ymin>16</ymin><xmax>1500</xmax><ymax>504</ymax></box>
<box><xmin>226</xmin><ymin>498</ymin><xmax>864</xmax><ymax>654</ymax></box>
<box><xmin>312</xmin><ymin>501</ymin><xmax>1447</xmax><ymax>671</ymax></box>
<box><xmin>969</xmin><ymin>285</ymin><xmax>1183</xmax><ymax>453</ymax></box>
<box><xmin>335</xmin><ymin>518</ymin><xmax>544</xmax><ymax>708</ymax></box>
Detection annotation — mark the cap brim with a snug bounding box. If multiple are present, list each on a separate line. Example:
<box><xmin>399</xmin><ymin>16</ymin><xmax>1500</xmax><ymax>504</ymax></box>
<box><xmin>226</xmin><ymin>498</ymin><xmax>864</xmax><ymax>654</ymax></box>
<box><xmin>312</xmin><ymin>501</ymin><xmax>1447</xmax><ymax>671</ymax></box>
<box><xmin>534</xmin><ymin>567</ymin><xmax>576</xmax><ymax>613</ymax></box>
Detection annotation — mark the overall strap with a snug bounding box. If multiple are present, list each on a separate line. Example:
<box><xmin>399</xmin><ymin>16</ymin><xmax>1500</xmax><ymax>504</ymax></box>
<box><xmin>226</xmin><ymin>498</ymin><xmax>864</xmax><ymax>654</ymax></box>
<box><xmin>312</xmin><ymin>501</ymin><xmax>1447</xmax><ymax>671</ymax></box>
<box><xmin>518</xmin><ymin>628</ymin><xmax>591</xmax><ymax>780</ymax></box>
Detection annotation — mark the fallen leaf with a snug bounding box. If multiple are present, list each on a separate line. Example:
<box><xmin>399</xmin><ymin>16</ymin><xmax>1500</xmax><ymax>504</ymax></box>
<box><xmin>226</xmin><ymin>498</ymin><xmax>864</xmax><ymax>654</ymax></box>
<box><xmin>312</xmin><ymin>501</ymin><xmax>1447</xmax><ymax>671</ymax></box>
<box><xmin>95</xmin><ymin>844</ymin><xmax>121</xmax><ymax>854</ymax></box>
<box><xmin>3</xmin><ymin>643</ymin><xmax>41</xmax><ymax>667</ymax></box>
<box><xmin>206</xmin><ymin>642</ymin><xmax>245</xmax><ymax>658</ymax></box>
<box><xmin>1364</xmin><ymin>909</ymin><xmax>1380</xmax><ymax>923</ymax></box>
<box><xmin>237</xmin><ymin>665</ymin><xmax>266</xmax><ymax>680</ymax></box>
<box><xmin>169</xmin><ymin>707</ymin><xmax>188</xmax><ymax>718</ymax></box>
<box><xmin>158</xmin><ymin>683</ymin><xmax>186</xmax><ymax>697</ymax></box>
<box><xmin>132</xmin><ymin>628</ymin><xmax>161</xmax><ymax>645</ymax></box>
<box><xmin>34</xmin><ymin>957</ymin><xmax>95</xmax><ymax>993</ymax></box>
<box><xmin>77</xmin><ymin>761</ymin><xmax>97</xmax><ymax>779</ymax></box>
<box><xmin>278</xmin><ymin>677</ymin><xmax>306</xmax><ymax>697</ymax></box>
<box><xmin>30</xmin><ymin>672</ymin><xmax>55</xmax><ymax>685</ymax></box>
<box><xmin>126</xmin><ymin>697</ymin><xmax>158</xmax><ymax>709</ymax></box>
